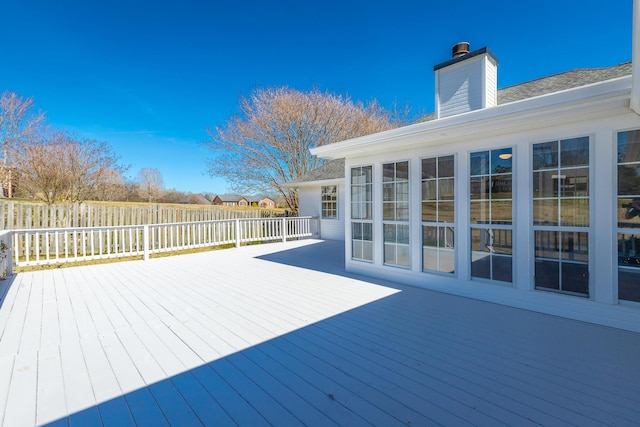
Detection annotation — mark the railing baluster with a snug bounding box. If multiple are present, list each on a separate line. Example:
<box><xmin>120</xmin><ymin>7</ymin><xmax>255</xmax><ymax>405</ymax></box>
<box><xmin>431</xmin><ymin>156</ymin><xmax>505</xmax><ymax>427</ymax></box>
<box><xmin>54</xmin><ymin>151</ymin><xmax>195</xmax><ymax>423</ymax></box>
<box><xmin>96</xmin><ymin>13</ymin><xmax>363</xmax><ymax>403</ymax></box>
<box><xmin>10</xmin><ymin>217</ymin><xmax>315</xmax><ymax>267</ymax></box>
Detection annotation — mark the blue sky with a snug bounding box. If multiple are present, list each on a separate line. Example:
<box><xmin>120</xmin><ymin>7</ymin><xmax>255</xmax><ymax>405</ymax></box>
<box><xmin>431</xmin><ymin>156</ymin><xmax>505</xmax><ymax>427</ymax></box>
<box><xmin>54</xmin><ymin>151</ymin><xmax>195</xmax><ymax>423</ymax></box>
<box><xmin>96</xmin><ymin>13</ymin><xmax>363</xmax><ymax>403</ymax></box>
<box><xmin>1</xmin><ymin>0</ymin><xmax>634</xmax><ymax>194</ymax></box>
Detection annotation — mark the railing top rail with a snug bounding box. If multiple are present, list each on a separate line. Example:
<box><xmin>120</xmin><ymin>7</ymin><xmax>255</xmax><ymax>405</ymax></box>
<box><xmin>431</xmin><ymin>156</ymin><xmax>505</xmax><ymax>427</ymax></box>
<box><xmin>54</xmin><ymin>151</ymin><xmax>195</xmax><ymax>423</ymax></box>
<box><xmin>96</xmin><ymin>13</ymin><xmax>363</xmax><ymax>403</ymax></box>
<box><xmin>10</xmin><ymin>216</ymin><xmax>315</xmax><ymax>234</ymax></box>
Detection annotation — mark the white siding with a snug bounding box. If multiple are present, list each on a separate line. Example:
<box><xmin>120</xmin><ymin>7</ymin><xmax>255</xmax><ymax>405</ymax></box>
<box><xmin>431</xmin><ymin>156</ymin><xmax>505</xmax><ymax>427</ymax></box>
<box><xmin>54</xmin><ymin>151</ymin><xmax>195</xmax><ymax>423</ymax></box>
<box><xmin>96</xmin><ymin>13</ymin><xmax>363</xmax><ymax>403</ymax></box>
<box><xmin>484</xmin><ymin>56</ymin><xmax>498</xmax><ymax>108</ymax></box>
<box><xmin>436</xmin><ymin>53</ymin><xmax>497</xmax><ymax>118</ymax></box>
<box><xmin>297</xmin><ymin>184</ymin><xmax>345</xmax><ymax>241</ymax></box>
<box><xmin>343</xmin><ymin>107</ymin><xmax>640</xmax><ymax>328</ymax></box>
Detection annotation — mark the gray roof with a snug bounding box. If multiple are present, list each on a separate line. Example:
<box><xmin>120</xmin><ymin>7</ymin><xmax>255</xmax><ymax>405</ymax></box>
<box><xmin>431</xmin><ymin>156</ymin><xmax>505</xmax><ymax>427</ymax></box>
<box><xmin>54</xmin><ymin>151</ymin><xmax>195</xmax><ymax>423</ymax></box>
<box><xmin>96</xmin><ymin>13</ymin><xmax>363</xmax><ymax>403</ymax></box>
<box><xmin>297</xmin><ymin>62</ymin><xmax>633</xmax><ymax>183</ymax></box>
<box><xmin>497</xmin><ymin>62</ymin><xmax>631</xmax><ymax>104</ymax></box>
<box><xmin>287</xmin><ymin>158</ymin><xmax>345</xmax><ymax>185</ymax></box>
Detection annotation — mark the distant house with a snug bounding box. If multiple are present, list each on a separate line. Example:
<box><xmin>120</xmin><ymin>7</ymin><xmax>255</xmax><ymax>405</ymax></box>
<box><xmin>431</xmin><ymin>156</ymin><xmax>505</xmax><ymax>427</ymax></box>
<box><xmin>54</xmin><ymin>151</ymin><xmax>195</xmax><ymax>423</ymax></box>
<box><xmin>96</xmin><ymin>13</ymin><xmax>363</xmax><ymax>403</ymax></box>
<box><xmin>248</xmin><ymin>196</ymin><xmax>276</xmax><ymax>208</ymax></box>
<box><xmin>212</xmin><ymin>195</ymin><xmax>249</xmax><ymax>207</ymax></box>
<box><xmin>294</xmin><ymin>34</ymin><xmax>640</xmax><ymax>327</ymax></box>
<box><xmin>179</xmin><ymin>194</ymin><xmax>210</xmax><ymax>205</ymax></box>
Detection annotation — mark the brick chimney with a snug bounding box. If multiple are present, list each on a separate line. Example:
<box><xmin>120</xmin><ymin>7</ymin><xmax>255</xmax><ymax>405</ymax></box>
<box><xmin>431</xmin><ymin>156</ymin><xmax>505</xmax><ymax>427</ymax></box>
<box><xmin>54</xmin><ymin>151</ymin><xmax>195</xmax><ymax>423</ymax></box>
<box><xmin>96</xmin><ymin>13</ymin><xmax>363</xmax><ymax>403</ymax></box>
<box><xmin>434</xmin><ymin>43</ymin><xmax>499</xmax><ymax>119</ymax></box>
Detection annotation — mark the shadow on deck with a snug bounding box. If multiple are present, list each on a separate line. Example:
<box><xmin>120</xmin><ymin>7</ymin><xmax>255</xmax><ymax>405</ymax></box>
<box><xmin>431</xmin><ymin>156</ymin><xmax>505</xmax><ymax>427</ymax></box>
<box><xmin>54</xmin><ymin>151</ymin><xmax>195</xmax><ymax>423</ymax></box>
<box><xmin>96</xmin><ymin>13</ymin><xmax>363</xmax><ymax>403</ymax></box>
<box><xmin>40</xmin><ymin>240</ymin><xmax>640</xmax><ymax>426</ymax></box>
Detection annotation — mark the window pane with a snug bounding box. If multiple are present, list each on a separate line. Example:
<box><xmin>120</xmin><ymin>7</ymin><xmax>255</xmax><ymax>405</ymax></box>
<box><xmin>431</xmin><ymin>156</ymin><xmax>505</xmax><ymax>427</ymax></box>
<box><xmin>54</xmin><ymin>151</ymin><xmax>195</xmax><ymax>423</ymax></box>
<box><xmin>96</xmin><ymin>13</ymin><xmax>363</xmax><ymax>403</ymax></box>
<box><xmin>533</xmin><ymin>199</ymin><xmax>559</xmax><ymax>226</ymax></box>
<box><xmin>439</xmin><ymin>226</ymin><xmax>454</xmax><ymax>248</ymax></box>
<box><xmin>618</xmin><ymin>267</ymin><xmax>640</xmax><ymax>302</ymax></box>
<box><xmin>423</xmin><ymin>247</ymin><xmax>438</xmax><ymax>271</ymax></box>
<box><xmin>619</xmin><ymin>232</ymin><xmax>640</xmax><ymax>301</ymax></box>
<box><xmin>471</xmin><ymin>252</ymin><xmax>491</xmax><ymax>279</ymax></box>
<box><xmin>438</xmin><ymin>156</ymin><xmax>455</xmax><ymax>178</ymax></box>
<box><xmin>396</xmin><ymin>161</ymin><xmax>409</xmax><ymax>180</ymax></box>
<box><xmin>362</xmin><ymin>223</ymin><xmax>372</xmax><ymax>240</ymax></box>
<box><xmin>438</xmin><ymin>178</ymin><xmax>455</xmax><ymax>200</ymax></box>
<box><xmin>383</xmin><ymin>202</ymin><xmax>395</xmax><ymax>220</ymax></box>
<box><xmin>422</xmin><ymin>180</ymin><xmax>437</xmax><ymax>200</ymax></box>
<box><xmin>439</xmin><ymin>249</ymin><xmax>455</xmax><ymax>273</ymax></box>
<box><xmin>470</xmin><ymin>201</ymin><xmax>489</xmax><ymax>224</ymax></box>
<box><xmin>396</xmin><ymin>245</ymin><xmax>410</xmax><ymax>266</ymax></box>
<box><xmin>491</xmin><ymin>175</ymin><xmax>512</xmax><ymax>198</ymax></box>
<box><xmin>618</xmin><ymin>164</ymin><xmax>640</xmax><ymax>196</ymax></box>
<box><xmin>423</xmin><ymin>226</ymin><xmax>438</xmax><ymax>246</ymax></box>
<box><xmin>618</xmin><ymin>130</ymin><xmax>640</xmax><ymax>163</ymax></box>
<box><xmin>533</xmin><ymin>170</ymin><xmax>557</xmax><ymax>198</ymax></box>
<box><xmin>560</xmin><ymin>198</ymin><xmax>589</xmax><ymax>227</ymax></box>
<box><xmin>383</xmin><ymin>163</ymin><xmax>395</xmax><ymax>182</ymax></box>
<box><xmin>561</xmin><ymin>137</ymin><xmax>589</xmax><ymax>167</ymax></box>
<box><xmin>533</xmin><ymin>141</ymin><xmax>558</xmax><ymax>170</ymax></box>
<box><xmin>363</xmin><ymin>241</ymin><xmax>373</xmax><ymax>260</ymax></box>
<box><xmin>397</xmin><ymin>225</ymin><xmax>409</xmax><ymax>244</ymax></box>
<box><xmin>384</xmin><ymin>224</ymin><xmax>396</xmax><ymax>242</ymax></box>
<box><xmin>352</xmin><ymin>222</ymin><xmax>362</xmax><ymax>239</ymax></box>
<box><xmin>422</xmin><ymin>202</ymin><xmax>437</xmax><ymax>222</ymax></box>
<box><xmin>618</xmin><ymin>198</ymin><xmax>640</xmax><ymax>228</ymax></box>
<box><xmin>492</xmin><ymin>229</ymin><xmax>512</xmax><ymax>255</ymax></box>
<box><xmin>383</xmin><ymin>183</ymin><xmax>394</xmax><ymax>201</ymax></box>
<box><xmin>422</xmin><ymin>158</ymin><xmax>436</xmax><ymax>179</ymax></box>
<box><xmin>562</xmin><ymin>262</ymin><xmax>589</xmax><ymax>294</ymax></box>
<box><xmin>491</xmin><ymin>148</ymin><xmax>513</xmax><ymax>174</ymax></box>
<box><xmin>535</xmin><ymin>230</ymin><xmax>560</xmax><ymax>259</ymax></box>
<box><xmin>397</xmin><ymin>182</ymin><xmax>409</xmax><ymax>201</ymax></box>
<box><xmin>384</xmin><ymin>244</ymin><xmax>396</xmax><ymax>263</ymax></box>
<box><xmin>471</xmin><ymin>228</ymin><xmax>490</xmax><ymax>252</ymax></box>
<box><xmin>439</xmin><ymin>202</ymin><xmax>454</xmax><ymax>223</ymax></box>
<box><xmin>561</xmin><ymin>232</ymin><xmax>588</xmax><ymax>262</ymax></box>
<box><xmin>470</xmin><ymin>151</ymin><xmax>489</xmax><ymax>176</ymax></box>
<box><xmin>491</xmin><ymin>200</ymin><xmax>512</xmax><ymax>223</ymax></box>
<box><xmin>364</xmin><ymin>202</ymin><xmax>372</xmax><ymax>220</ymax></box>
<box><xmin>492</xmin><ymin>255</ymin><xmax>512</xmax><ymax>282</ymax></box>
<box><xmin>535</xmin><ymin>260</ymin><xmax>560</xmax><ymax>290</ymax></box>
<box><xmin>352</xmin><ymin>241</ymin><xmax>362</xmax><ymax>259</ymax></box>
<box><xmin>560</xmin><ymin>168</ymin><xmax>589</xmax><ymax>197</ymax></box>
<box><xmin>396</xmin><ymin>202</ymin><xmax>409</xmax><ymax>221</ymax></box>
<box><xmin>470</xmin><ymin>177</ymin><xmax>490</xmax><ymax>199</ymax></box>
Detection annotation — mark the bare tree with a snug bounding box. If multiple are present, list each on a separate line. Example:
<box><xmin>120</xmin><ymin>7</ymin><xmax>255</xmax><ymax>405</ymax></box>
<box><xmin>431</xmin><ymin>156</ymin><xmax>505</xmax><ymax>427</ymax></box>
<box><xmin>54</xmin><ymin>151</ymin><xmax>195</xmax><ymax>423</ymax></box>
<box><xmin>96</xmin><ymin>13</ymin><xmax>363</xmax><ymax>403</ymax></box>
<box><xmin>15</xmin><ymin>130</ymin><xmax>125</xmax><ymax>204</ymax></box>
<box><xmin>0</xmin><ymin>91</ymin><xmax>45</xmax><ymax>197</ymax></box>
<box><xmin>206</xmin><ymin>87</ymin><xmax>399</xmax><ymax>210</ymax></box>
<box><xmin>136</xmin><ymin>167</ymin><xmax>165</xmax><ymax>202</ymax></box>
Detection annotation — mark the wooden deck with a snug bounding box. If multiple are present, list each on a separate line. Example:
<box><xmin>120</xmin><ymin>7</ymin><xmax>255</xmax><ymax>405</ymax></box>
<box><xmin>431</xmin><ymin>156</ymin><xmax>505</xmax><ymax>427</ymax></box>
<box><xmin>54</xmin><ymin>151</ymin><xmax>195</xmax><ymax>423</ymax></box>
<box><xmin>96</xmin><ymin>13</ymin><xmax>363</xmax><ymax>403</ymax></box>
<box><xmin>0</xmin><ymin>239</ymin><xmax>639</xmax><ymax>426</ymax></box>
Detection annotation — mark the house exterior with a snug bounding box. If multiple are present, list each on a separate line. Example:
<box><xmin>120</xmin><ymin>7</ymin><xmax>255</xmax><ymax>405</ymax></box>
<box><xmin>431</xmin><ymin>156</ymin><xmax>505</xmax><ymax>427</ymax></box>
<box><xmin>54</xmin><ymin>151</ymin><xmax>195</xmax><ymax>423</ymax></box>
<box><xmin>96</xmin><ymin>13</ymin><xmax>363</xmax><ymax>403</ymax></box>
<box><xmin>212</xmin><ymin>195</ymin><xmax>249</xmax><ymax>207</ymax></box>
<box><xmin>286</xmin><ymin>159</ymin><xmax>345</xmax><ymax>241</ymax></box>
<box><xmin>299</xmin><ymin>24</ymin><xmax>640</xmax><ymax>328</ymax></box>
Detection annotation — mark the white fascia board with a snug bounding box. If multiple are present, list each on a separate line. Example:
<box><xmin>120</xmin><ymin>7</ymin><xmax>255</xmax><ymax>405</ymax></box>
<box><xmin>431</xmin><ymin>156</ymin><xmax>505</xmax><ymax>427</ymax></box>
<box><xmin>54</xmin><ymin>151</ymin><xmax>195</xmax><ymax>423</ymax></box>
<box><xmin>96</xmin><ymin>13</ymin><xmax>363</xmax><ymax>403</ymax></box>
<box><xmin>311</xmin><ymin>76</ymin><xmax>633</xmax><ymax>159</ymax></box>
<box><xmin>283</xmin><ymin>177</ymin><xmax>343</xmax><ymax>188</ymax></box>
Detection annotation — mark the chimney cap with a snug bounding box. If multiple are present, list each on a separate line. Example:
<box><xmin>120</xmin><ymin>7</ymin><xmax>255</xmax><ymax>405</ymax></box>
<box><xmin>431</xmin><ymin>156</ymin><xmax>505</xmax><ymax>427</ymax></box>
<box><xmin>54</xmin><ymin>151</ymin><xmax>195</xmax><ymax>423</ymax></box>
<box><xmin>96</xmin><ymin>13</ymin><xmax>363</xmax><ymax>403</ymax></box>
<box><xmin>434</xmin><ymin>46</ymin><xmax>499</xmax><ymax>71</ymax></box>
<box><xmin>452</xmin><ymin>42</ymin><xmax>470</xmax><ymax>58</ymax></box>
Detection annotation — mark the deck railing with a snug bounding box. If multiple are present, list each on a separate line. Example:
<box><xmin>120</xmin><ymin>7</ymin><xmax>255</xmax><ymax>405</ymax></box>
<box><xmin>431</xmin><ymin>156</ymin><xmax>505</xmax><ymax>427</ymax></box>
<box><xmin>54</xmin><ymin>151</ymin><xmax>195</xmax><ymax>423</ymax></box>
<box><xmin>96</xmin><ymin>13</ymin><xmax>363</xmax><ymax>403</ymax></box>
<box><xmin>4</xmin><ymin>217</ymin><xmax>316</xmax><ymax>267</ymax></box>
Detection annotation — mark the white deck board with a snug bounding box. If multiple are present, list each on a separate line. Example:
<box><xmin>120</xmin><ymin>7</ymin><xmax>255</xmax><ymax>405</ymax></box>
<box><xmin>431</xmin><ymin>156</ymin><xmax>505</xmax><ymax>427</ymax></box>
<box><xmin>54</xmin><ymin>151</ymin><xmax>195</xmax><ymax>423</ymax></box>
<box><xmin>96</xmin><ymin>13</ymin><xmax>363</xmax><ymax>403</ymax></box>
<box><xmin>0</xmin><ymin>239</ymin><xmax>638</xmax><ymax>426</ymax></box>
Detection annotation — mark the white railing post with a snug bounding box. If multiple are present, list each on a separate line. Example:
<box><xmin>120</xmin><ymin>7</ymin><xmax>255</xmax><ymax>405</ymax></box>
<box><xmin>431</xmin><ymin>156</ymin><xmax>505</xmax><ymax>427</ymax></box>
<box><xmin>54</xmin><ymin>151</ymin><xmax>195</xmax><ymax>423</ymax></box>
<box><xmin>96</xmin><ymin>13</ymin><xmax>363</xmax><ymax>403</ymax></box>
<box><xmin>0</xmin><ymin>230</ymin><xmax>13</xmax><ymax>276</ymax></box>
<box><xmin>282</xmin><ymin>217</ymin><xmax>287</xmax><ymax>243</ymax></box>
<box><xmin>143</xmin><ymin>225</ymin><xmax>149</xmax><ymax>261</ymax></box>
<box><xmin>235</xmin><ymin>219</ymin><xmax>241</xmax><ymax>248</ymax></box>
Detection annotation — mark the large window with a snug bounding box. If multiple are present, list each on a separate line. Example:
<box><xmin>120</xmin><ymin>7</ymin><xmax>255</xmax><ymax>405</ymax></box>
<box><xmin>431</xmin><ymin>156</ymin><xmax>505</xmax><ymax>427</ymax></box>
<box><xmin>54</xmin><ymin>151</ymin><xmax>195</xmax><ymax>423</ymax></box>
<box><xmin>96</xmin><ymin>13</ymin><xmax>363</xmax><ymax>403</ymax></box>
<box><xmin>617</xmin><ymin>130</ymin><xmax>640</xmax><ymax>303</ymax></box>
<box><xmin>351</xmin><ymin>166</ymin><xmax>373</xmax><ymax>261</ymax></box>
<box><xmin>321</xmin><ymin>185</ymin><xmax>337</xmax><ymax>219</ymax></box>
<box><xmin>383</xmin><ymin>161</ymin><xmax>409</xmax><ymax>266</ymax></box>
<box><xmin>532</xmin><ymin>137</ymin><xmax>589</xmax><ymax>296</ymax></box>
<box><xmin>422</xmin><ymin>155</ymin><xmax>455</xmax><ymax>273</ymax></box>
<box><xmin>470</xmin><ymin>148</ymin><xmax>513</xmax><ymax>282</ymax></box>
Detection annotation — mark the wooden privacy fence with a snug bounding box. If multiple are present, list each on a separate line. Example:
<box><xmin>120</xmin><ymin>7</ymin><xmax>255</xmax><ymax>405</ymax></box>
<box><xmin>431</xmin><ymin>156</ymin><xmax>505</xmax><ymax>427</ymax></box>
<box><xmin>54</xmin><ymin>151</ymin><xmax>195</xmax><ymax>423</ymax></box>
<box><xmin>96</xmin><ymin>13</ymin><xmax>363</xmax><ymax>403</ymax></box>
<box><xmin>4</xmin><ymin>217</ymin><xmax>316</xmax><ymax>268</ymax></box>
<box><xmin>0</xmin><ymin>201</ymin><xmax>269</xmax><ymax>230</ymax></box>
